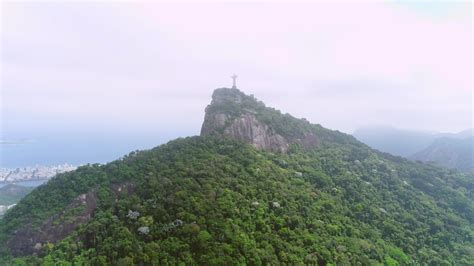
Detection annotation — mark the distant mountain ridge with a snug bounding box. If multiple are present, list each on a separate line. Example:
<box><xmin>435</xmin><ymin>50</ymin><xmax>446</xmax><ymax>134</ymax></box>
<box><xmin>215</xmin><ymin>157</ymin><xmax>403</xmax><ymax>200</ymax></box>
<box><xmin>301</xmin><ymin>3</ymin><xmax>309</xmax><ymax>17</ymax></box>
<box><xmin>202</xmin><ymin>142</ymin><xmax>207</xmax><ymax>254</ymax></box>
<box><xmin>353</xmin><ymin>126</ymin><xmax>439</xmax><ymax>157</ymax></box>
<box><xmin>0</xmin><ymin>184</ymin><xmax>34</xmax><ymax>217</ymax></box>
<box><xmin>0</xmin><ymin>184</ymin><xmax>33</xmax><ymax>206</ymax></box>
<box><xmin>353</xmin><ymin>126</ymin><xmax>473</xmax><ymax>172</ymax></box>
<box><xmin>411</xmin><ymin>137</ymin><xmax>474</xmax><ymax>172</ymax></box>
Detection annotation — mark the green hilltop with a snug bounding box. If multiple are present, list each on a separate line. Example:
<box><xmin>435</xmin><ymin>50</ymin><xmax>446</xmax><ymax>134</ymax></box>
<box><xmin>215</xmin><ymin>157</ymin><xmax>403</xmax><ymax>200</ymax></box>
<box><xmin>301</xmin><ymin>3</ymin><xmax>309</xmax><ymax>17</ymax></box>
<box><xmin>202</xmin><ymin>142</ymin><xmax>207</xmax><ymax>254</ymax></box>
<box><xmin>0</xmin><ymin>184</ymin><xmax>34</xmax><ymax>207</ymax></box>
<box><xmin>0</xmin><ymin>88</ymin><xmax>473</xmax><ymax>265</ymax></box>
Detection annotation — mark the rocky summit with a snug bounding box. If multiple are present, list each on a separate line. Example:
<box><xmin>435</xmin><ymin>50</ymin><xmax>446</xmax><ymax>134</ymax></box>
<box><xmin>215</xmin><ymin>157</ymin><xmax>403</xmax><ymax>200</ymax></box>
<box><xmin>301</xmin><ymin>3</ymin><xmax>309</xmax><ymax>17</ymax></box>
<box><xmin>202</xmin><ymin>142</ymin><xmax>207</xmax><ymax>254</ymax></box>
<box><xmin>201</xmin><ymin>88</ymin><xmax>291</xmax><ymax>152</ymax></box>
<box><xmin>201</xmin><ymin>88</ymin><xmax>357</xmax><ymax>153</ymax></box>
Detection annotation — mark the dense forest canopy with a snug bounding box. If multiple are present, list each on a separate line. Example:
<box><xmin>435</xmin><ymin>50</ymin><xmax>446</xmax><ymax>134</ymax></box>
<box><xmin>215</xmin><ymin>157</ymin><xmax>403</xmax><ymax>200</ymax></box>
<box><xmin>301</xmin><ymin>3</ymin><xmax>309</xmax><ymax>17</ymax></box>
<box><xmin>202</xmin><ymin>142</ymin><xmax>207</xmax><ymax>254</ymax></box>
<box><xmin>0</xmin><ymin>89</ymin><xmax>472</xmax><ymax>265</ymax></box>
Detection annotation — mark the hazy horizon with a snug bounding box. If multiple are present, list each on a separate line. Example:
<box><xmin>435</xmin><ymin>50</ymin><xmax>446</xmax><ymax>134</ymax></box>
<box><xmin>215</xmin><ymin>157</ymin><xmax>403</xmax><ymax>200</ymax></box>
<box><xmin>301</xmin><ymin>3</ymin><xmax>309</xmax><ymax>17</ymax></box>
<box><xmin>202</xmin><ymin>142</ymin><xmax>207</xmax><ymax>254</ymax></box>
<box><xmin>1</xmin><ymin>2</ymin><xmax>472</xmax><ymax>167</ymax></box>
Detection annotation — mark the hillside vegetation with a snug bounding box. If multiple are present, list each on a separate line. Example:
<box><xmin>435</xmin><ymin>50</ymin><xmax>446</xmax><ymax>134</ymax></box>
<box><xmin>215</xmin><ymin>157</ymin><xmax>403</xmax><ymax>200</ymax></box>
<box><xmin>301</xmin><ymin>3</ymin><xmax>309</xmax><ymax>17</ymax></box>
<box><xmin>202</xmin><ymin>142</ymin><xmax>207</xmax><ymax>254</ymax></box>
<box><xmin>0</xmin><ymin>89</ymin><xmax>473</xmax><ymax>265</ymax></box>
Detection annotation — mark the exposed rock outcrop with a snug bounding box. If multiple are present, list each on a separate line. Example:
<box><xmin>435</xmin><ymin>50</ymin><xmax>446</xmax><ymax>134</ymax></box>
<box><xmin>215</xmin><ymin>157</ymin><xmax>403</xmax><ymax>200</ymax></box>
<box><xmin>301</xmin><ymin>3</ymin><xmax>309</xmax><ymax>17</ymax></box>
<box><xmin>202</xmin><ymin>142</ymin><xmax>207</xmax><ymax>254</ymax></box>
<box><xmin>201</xmin><ymin>88</ymin><xmax>319</xmax><ymax>152</ymax></box>
<box><xmin>7</xmin><ymin>190</ymin><xmax>98</xmax><ymax>256</ymax></box>
<box><xmin>222</xmin><ymin>113</ymin><xmax>289</xmax><ymax>152</ymax></box>
<box><xmin>7</xmin><ymin>183</ymin><xmax>136</xmax><ymax>256</ymax></box>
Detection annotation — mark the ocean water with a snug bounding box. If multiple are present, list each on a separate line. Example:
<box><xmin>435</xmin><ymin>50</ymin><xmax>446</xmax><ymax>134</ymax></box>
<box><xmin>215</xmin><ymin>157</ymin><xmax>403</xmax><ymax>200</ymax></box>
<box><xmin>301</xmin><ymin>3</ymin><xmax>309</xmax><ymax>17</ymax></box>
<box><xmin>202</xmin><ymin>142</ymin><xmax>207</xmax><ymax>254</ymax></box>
<box><xmin>0</xmin><ymin>132</ymin><xmax>182</xmax><ymax>168</ymax></box>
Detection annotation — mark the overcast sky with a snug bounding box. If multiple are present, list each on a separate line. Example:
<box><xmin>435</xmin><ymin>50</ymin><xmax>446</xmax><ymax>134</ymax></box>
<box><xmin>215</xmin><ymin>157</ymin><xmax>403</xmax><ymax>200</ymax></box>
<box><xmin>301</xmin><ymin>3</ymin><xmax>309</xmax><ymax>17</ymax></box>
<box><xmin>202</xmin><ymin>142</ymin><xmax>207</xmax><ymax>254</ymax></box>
<box><xmin>2</xmin><ymin>1</ymin><xmax>472</xmax><ymax>142</ymax></box>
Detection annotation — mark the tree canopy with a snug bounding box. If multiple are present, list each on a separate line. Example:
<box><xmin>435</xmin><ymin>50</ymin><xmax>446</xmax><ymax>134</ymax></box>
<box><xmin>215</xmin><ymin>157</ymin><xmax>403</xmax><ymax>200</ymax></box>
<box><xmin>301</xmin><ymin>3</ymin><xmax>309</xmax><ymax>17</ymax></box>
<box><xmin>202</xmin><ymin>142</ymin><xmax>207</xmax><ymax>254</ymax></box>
<box><xmin>1</xmin><ymin>136</ymin><xmax>472</xmax><ymax>265</ymax></box>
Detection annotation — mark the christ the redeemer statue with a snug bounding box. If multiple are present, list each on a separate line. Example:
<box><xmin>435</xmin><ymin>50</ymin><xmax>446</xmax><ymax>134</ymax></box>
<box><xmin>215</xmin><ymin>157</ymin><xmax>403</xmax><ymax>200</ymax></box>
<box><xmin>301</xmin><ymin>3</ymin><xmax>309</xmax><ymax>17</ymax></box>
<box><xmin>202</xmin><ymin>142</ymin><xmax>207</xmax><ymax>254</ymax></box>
<box><xmin>231</xmin><ymin>74</ymin><xmax>238</xmax><ymax>89</ymax></box>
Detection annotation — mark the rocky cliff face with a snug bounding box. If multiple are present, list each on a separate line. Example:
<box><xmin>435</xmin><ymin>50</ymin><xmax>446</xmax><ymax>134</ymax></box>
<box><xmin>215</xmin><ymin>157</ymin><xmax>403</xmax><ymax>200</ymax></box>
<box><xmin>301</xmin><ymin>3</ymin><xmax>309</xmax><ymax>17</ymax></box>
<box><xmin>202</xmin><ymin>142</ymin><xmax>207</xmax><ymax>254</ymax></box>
<box><xmin>222</xmin><ymin>113</ymin><xmax>289</xmax><ymax>152</ymax></box>
<box><xmin>200</xmin><ymin>88</ymin><xmax>319</xmax><ymax>152</ymax></box>
<box><xmin>7</xmin><ymin>190</ymin><xmax>98</xmax><ymax>256</ymax></box>
<box><xmin>6</xmin><ymin>183</ymin><xmax>136</xmax><ymax>256</ymax></box>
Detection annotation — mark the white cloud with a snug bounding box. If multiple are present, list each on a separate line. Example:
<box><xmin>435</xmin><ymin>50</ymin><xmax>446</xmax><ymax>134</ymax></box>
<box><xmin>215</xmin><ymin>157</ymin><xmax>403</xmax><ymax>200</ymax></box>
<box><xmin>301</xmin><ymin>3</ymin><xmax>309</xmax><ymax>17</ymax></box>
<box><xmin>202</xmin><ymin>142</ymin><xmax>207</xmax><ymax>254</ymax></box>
<box><xmin>1</xmin><ymin>2</ymin><xmax>472</xmax><ymax>134</ymax></box>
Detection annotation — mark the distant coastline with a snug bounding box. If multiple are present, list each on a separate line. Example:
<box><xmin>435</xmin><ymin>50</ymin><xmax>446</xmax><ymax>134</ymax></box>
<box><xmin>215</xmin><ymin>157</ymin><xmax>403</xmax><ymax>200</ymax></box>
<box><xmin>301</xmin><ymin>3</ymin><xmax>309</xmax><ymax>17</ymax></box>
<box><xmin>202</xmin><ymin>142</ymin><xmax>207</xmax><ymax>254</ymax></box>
<box><xmin>0</xmin><ymin>179</ymin><xmax>48</xmax><ymax>185</ymax></box>
<box><xmin>0</xmin><ymin>179</ymin><xmax>48</xmax><ymax>188</ymax></box>
<box><xmin>0</xmin><ymin>164</ymin><xmax>76</xmax><ymax>184</ymax></box>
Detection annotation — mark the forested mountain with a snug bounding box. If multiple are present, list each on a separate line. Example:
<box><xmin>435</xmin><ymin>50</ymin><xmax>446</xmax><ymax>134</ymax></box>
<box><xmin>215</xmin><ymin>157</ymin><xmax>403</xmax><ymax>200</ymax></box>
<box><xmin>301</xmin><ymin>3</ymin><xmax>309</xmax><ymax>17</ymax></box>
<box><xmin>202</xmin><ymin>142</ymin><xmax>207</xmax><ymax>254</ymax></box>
<box><xmin>411</xmin><ymin>137</ymin><xmax>474</xmax><ymax>172</ymax></box>
<box><xmin>0</xmin><ymin>185</ymin><xmax>34</xmax><ymax>217</ymax></box>
<box><xmin>0</xmin><ymin>184</ymin><xmax>34</xmax><ymax>207</ymax></box>
<box><xmin>353</xmin><ymin>126</ymin><xmax>473</xmax><ymax>157</ymax></box>
<box><xmin>353</xmin><ymin>126</ymin><xmax>438</xmax><ymax>157</ymax></box>
<box><xmin>0</xmin><ymin>88</ymin><xmax>473</xmax><ymax>265</ymax></box>
<box><xmin>353</xmin><ymin>126</ymin><xmax>473</xmax><ymax>172</ymax></box>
